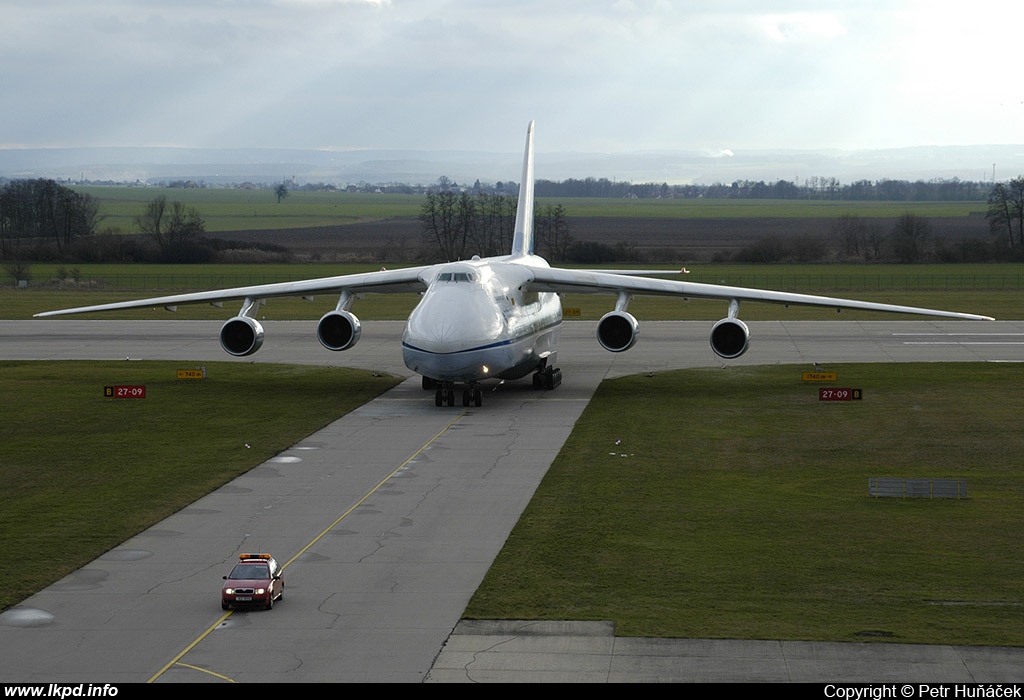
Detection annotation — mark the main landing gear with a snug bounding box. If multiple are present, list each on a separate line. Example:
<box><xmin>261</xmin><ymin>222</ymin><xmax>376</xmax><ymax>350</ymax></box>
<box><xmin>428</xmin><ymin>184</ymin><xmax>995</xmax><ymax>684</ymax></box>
<box><xmin>532</xmin><ymin>366</ymin><xmax>562</xmax><ymax>390</ymax></box>
<box><xmin>421</xmin><ymin>367</ymin><xmax>561</xmax><ymax>407</ymax></box>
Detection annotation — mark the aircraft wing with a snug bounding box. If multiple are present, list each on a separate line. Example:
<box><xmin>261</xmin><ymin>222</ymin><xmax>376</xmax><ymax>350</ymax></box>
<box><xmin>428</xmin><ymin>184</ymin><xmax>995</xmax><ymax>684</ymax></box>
<box><xmin>34</xmin><ymin>265</ymin><xmax>433</xmax><ymax>317</ymax></box>
<box><xmin>523</xmin><ymin>267</ymin><xmax>994</xmax><ymax>321</ymax></box>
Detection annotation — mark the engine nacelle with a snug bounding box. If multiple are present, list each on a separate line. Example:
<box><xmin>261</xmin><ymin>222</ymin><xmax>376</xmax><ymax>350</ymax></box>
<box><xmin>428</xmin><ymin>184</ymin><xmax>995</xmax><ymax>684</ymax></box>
<box><xmin>220</xmin><ymin>316</ymin><xmax>265</xmax><ymax>357</ymax></box>
<box><xmin>710</xmin><ymin>318</ymin><xmax>750</xmax><ymax>359</ymax></box>
<box><xmin>317</xmin><ymin>310</ymin><xmax>361</xmax><ymax>351</ymax></box>
<box><xmin>596</xmin><ymin>310</ymin><xmax>640</xmax><ymax>352</ymax></box>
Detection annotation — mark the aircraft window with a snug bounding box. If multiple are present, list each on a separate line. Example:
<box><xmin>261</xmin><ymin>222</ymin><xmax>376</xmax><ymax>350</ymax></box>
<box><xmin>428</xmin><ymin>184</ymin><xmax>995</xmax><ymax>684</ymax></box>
<box><xmin>437</xmin><ymin>272</ymin><xmax>476</xmax><ymax>283</ymax></box>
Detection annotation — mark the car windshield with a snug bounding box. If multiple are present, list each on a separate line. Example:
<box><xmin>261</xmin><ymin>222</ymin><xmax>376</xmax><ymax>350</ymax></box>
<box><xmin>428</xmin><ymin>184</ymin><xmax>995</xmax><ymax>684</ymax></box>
<box><xmin>229</xmin><ymin>564</ymin><xmax>269</xmax><ymax>579</ymax></box>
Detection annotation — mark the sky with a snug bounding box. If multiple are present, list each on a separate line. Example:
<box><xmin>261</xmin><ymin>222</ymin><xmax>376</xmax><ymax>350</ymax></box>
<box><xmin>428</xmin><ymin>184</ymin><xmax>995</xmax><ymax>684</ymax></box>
<box><xmin>3</xmin><ymin>0</ymin><xmax>1023</xmax><ymax>157</ymax></box>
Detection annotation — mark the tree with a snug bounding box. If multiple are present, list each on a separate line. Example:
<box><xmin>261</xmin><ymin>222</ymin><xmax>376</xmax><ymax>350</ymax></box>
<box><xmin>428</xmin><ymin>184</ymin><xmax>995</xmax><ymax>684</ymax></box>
<box><xmin>0</xmin><ymin>179</ymin><xmax>98</xmax><ymax>257</ymax></box>
<box><xmin>420</xmin><ymin>190</ymin><xmax>466</xmax><ymax>261</ymax></box>
<box><xmin>986</xmin><ymin>177</ymin><xmax>1024</xmax><ymax>248</ymax></box>
<box><xmin>135</xmin><ymin>195</ymin><xmax>169</xmax><ymax>248</ymax></box>
<box><xmin>275</xmin><ymin>183</ymin><xmax>289</xmax><ymax>204</ymax></box>
<box><xmin>135</xmin><ymin>195</ymin><xmax>206</xmax><ymax>258</ymax></box>
<box><xmin>535</xmin><ymin>203</ymin><xmax>573</xmax><ymax>262</ymax></box>
<box><xmin>831</xmin><ymin>214</ymin><xmax>867</xmax><ymax>260</ymax></box>
<box><xmin>864</xmin><ymin>220</ymin><xmax>885</xmax><ymax>261</ymax></box>
<box><xmin>471</xmin><ymin>193</ymin><xmax>516</xmax><ymax>258</ymax></box>
<box><xmin>890</xmin><ymin>212</ymin><xmax>932</xmax><ymax>263</ymax></box>
<box><xmin>420</xmin><ymin>189</ymin><xmax>520</xmax><ymax>260</ymax></box>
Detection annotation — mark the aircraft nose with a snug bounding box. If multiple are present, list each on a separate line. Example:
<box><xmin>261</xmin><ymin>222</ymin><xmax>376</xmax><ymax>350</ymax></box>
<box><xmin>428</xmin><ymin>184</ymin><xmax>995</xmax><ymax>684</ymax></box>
<box><xmin>403</xmin><ymin>286</ymin><xmax>504</xmax><ymax>353</ymax></box>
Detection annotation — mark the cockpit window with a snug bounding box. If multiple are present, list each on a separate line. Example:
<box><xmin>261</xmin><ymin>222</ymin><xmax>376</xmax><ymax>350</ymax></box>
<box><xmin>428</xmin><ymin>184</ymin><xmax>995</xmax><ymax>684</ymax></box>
<box><xmin>437</xmin><ymin>272</ymin><xmax>476</xmax><ymax>283</ymax></box>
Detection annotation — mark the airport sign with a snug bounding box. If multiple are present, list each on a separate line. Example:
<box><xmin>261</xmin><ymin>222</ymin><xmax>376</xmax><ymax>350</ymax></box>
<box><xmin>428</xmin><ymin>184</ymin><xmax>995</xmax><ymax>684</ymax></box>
<box><xmin>803</xmin><ymin>371</ymin><xmax>838</xmax><ymax>382</ymax></box>
<box><xmin>105</xmin><ymin>385</ymin><xmax>146</xmax><ymax>398</ymax></box>
<box><xmin>819</xmin><ymin>388</ymin><xmax>862</xmax><ymax>401</ymax></box>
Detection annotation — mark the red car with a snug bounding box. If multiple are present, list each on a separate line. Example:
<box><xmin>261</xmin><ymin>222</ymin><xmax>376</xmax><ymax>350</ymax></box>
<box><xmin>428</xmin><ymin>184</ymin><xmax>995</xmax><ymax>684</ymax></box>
<box><xmin>221</xmin><ymin>554</ymin><xmax>284</xmax><ymax>610</ymax></box>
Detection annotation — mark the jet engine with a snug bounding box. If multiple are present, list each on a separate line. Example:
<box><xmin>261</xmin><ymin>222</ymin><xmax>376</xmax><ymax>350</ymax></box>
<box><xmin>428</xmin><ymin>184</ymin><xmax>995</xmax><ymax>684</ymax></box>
<box><xmin>596</xmin><ymin>310</ymin><xmax>640</xmax><ymax>352</ymax></box>
<box><xmin>317</xmin><ymin>310</ymin><xmax>361</xmax><ymax>351</ymax></box>
<box><xmin>709</xmin><ymin>318</ymin><xmax>750</xmax><ymax>359</ymax></box>
<box><xmin>220</xmin><ymin>316</ymin><xmax>265</xmax><ymax>356</ymax></box>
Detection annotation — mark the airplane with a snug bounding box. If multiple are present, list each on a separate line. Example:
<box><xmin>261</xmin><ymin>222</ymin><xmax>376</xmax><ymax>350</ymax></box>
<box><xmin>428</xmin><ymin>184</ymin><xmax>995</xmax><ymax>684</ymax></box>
<box><xmin>35</xmin><ymin>122</ymin><xmax>994</xmax><ymax>407</ymax></box>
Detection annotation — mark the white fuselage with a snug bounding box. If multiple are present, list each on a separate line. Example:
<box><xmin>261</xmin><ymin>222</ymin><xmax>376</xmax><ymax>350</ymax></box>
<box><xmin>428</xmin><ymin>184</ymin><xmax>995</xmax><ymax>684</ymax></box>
<box><xmin>401</xmin><ymin>256</ymin><xmax>562</xmax><ymax>384</ymax></box>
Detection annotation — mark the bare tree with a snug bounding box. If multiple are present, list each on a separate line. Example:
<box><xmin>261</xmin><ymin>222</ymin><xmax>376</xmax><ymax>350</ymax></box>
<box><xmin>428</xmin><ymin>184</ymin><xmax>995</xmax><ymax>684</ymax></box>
<box><xmin>421</xmin><ymin>190</ymin><xmax>518</xmax><ymax>261</ymax></box>
<box><xmin>471</xmin><ymin>193</ymin><xmax>516</xmax><ymax>258</ymax></box>
<box><xmin>986</xmin><ymin>177</ymin><xmax>1024</xmax><ymax>248</ymax></box>
<box><xmin>831</xmin><ymin>214</ymin><xmax>867</xmax><ymax>260</ymax></box>
<box><xmin>135</xmin><ymin>195</ymin><xmax>169</xmax><ymax>248</ymax></box>
<box><xmin>135</xmin><ymin>195</ymin><xmax>206</xmax><ymax>255</ymax></box>
<box><xmin>864</xmin><ymin>220</ymin><xmax>885</xmax><ymax>261</ymax></box>
<box><xmin>0</xmin><ymin>179</ymin><xmax>97</xmax><ymax>256</ymax></box>
<box><xmin>420</xmin><ymin>190</ymin><xmax>465</xmax><ymax>261</ymax></box>
<box><xmin>536</xmin><ymin>203</ymin><xmax>573</xmax><ymax>262</ymax></box>
<box><xmin>890</xmin><ymin>212</ymin><xmax>932</xmax><ymax>263</ymax></box>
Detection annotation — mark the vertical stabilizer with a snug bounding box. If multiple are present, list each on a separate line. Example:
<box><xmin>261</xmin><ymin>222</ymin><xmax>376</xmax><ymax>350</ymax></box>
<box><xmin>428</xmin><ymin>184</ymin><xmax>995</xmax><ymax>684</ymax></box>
<box><xmin>510</xmin><ymin>121</ymin><xmax>535</xmax><ymax>257</ymax></box>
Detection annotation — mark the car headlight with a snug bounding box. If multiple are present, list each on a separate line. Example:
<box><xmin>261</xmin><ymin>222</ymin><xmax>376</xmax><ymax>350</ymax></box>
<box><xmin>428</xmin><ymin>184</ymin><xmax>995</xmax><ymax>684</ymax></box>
<box><xmin>256</xmin><ymin>588</ymin><xmax>266</xmax><ymax>595</ymax></box>
<box><xmin>224</xmin><ymin>588</ymin><xmax>234</xmax><ymax>595</ymax></box>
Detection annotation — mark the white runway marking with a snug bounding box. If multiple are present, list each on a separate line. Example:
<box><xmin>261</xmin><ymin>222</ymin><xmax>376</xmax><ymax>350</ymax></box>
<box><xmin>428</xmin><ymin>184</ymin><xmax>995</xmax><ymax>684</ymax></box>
<box><xmin>894</xmin><ymin>332</ymin><xmax>1024</xmax><ymax>345</ymax></box>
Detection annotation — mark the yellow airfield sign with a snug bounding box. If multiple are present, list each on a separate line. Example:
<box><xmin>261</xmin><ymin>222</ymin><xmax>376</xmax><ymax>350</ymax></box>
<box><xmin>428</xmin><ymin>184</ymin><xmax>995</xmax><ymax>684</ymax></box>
<box><xmin>176</xmin><ymin>369</ymin><xmax>207</xmax><ymax>380</ymax></box>
<box><xmin>802</xmin><ymin>371</ymin><xmax>838</xmax><ymax>382</ymax></box>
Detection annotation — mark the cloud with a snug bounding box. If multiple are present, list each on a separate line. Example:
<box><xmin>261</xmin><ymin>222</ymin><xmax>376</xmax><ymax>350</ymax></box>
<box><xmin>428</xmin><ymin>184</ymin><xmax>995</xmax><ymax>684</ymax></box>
<box><xmin>1</xmin><ymin>1</ymin><xmax>1022</xmax><ymax>152</ymax></box>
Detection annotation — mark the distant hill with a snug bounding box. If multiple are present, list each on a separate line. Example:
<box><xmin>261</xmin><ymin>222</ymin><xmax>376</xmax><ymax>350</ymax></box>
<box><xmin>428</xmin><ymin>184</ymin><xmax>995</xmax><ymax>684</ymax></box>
<box><xmin>2</xmin><ymin>144</ymin><xmax>1023</xmax><ymax>187</ymax></box>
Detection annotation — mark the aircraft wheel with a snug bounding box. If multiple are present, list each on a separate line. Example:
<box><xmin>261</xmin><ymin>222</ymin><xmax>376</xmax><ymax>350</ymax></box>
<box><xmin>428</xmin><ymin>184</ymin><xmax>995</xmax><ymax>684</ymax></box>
<box><xmin>547</xmin><ymin>368</ymin><xmax>562</xmax><ymax>390</ymax></box>
<box><xmin>473</xmin><ymin>389</ymin><xmax>482</xmax><ymax>407</ymax></box>
<box><xmin>462</xmin><ymin>389</ymin><xmax>471</xmax><ymax>407</ymax></box>
<box><xmin>446</xmin><ymin>389</ymin><xmax>455</xmax><ymax>407</ymax></box>
<box><xmin>435</xmin><ymin>389</ymin><xmax>443</xmax><ymax>407</ymax></box>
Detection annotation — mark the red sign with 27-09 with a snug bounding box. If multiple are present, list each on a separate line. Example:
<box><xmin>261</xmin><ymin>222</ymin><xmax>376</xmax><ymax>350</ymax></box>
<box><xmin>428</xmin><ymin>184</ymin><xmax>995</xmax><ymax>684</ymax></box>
<box><xmin>105</xmin><ymin>385</ymin><xmax>146</xmax><ymax>398</ymax></box>
<box><xmin>819</xmin><ymin>388</ymin><xmax>861</xmax><ymax>401</ymax></box>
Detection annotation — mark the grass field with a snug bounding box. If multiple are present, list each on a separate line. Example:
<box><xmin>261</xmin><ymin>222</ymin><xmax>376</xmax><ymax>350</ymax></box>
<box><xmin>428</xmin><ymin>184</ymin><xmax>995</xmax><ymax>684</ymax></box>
<box><xmin>466</xmin><ymin>363</ymin><xmax>1024</xmax><ymax>646</ymax></box>
<box><xmin>74</xmin><ymin>185</ymin><xmax>986</xmax><ymax>234</ymax></box>
<box><xmin>0</xmin><ymin>361</ymin><xmax>402</xmax><ymax>612</ymax></box>
<box><xmin>75</xmin><ymin>188</ymin><xmax>426</xmax><ymax>233</ymax></box>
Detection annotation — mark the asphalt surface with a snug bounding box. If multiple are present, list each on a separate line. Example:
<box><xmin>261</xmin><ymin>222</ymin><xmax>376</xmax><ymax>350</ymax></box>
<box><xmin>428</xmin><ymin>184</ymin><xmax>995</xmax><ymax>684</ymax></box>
<box><xmin>1</xmin><ymin>318</ymin><xmax>1022</xmax><ymax>683</ymax></box>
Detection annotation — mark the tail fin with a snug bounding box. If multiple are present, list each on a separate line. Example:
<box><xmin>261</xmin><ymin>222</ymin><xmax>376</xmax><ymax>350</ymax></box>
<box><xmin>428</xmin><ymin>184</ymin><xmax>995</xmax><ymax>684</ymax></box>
<box><xmin>510</xmin><ymin>120</ymin><xmax>535</xmax><ymax>257</ymax></box>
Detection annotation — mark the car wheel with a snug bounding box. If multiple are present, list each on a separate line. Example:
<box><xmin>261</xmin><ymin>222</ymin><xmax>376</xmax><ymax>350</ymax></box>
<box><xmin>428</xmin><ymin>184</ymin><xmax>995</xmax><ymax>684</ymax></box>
<box><xmin>266</xmin><ymin>595</ymin><xmax>274</xmax><ymax>610</ymax></box>
<box><xmin>221</xmin><ymin>602</ymin><xmax>229</xmax><ymax>610</ymax></box>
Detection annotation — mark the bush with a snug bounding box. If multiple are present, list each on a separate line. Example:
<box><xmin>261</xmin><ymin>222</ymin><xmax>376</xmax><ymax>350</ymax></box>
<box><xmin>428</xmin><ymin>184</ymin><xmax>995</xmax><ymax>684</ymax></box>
<box><xmin>68</xmin><ymin>233</ymin><xmax>146</xmax><ymax>263</ymax></box>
